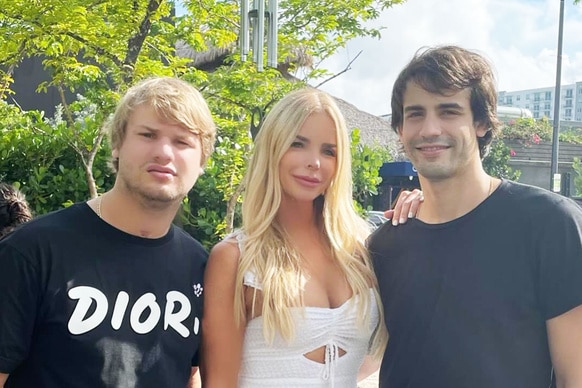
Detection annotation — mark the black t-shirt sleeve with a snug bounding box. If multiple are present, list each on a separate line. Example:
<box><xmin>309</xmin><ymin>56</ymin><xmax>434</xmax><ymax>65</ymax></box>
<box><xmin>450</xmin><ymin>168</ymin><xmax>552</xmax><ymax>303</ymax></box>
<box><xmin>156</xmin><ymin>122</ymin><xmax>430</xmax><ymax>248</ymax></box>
<box><xmin>536</xmin><ymin>198</ymin><xmax>582</xmax><ymax>319</ymax></box>
<box><xmin>0</xmin><ymin>241</ymin><xmax>41</xmax><ymax>373</ymax></box>
<box><xmin>191</xmin><ymin>245</ymin><xmax>207</xmax><ymax>367</ymax></box>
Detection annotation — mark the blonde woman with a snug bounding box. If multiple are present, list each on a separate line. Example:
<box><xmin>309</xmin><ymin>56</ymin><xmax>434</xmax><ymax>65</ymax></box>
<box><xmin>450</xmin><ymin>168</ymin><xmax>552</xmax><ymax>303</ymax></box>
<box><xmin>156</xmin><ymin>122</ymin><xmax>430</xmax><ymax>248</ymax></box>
<box><xmin>201</xmin><ymin>88</ymin><xmax>423</xmax><ymax>387</ymax></box>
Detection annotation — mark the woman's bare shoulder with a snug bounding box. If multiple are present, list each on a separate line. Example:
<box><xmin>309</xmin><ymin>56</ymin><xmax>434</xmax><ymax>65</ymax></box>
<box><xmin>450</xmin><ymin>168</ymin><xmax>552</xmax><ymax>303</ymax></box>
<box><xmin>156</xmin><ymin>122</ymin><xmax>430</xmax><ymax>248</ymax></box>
<box><xmin>208</xmin><ymin>235</ymin><xmax>241</xmax><ymax>267</ymax></box>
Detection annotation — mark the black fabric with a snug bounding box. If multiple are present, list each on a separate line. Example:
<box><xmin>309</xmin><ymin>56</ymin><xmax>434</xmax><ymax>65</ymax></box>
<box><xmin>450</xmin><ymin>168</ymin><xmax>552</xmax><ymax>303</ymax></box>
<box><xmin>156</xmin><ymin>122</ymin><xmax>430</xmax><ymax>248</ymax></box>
<box><xmin>369</xmin><ymin>180</ymin><xmax>582</xmax><ymax>388</ymax></box>
<box><xmin>0</xmin><ymin>203</ymin><xmax>207</xmax><ymax>388</ymax></box>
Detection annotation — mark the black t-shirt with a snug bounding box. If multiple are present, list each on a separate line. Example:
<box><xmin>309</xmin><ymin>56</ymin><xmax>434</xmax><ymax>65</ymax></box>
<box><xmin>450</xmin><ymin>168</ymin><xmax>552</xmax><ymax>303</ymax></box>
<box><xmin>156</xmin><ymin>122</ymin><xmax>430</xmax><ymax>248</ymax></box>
<box><xmin>0</xmin><ymin>203</ymin><xmax>207</xmax><ymax>388</ymax></box>
<box><xmin>369</xmin><ymin>180</ymin><xmax>582</xmax><ymax>388</ymax></box>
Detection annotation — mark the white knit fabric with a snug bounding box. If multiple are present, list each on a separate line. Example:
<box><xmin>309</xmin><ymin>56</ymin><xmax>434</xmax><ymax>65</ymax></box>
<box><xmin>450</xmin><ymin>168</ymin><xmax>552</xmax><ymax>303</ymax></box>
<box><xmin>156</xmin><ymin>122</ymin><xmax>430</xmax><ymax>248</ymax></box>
<box><xmin>239</xmin><ymin>274</ymin><xmax>379</xmax><ymax>388</ymax></box>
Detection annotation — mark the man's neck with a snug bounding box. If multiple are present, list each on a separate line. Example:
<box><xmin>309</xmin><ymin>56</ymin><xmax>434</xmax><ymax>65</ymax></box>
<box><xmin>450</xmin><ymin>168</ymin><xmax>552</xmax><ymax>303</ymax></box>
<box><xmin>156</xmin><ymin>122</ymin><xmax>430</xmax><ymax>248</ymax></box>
<box><xmin>89</xmin><ymin>189</ymin><xmax>180</xmax><ymax>239</ymax></box>
<box><xmin>417</xmin><ymin>171</ymin><xmax>498</xmax><ymax>224</ymax></box>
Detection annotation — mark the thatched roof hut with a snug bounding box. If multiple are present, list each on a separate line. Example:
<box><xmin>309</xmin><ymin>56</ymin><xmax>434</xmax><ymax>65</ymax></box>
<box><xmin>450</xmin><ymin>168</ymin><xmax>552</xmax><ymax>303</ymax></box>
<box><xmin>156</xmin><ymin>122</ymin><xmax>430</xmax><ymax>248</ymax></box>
<box><xmin>333</xmin><ymin>97</ymin><xmax>402</xmax><ymax>158</ymax></box>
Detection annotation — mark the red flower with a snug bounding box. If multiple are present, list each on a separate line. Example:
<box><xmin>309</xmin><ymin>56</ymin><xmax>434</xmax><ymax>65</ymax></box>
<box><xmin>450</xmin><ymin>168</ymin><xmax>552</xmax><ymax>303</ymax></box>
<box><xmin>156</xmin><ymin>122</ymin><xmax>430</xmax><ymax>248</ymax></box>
<box><xmin>532</xmin><ymin>134</ymin><xmax>541</xmax><ymax>144</ymax></box>
<box><xmin>510</xmin><ymin>149</ymin><xmax>517</xmax><ymax>157</ymax></box>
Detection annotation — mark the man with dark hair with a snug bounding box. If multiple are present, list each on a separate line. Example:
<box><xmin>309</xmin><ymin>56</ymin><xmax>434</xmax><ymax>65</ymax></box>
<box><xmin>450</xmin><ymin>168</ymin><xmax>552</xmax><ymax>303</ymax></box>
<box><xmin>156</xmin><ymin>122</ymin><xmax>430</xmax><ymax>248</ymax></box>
<box><xmin>0</xmin><ymin>77</ymin><xmax>216</xmax><ymax>388</ymax></box>
<box><xmin>369</xmin><ymin>45</ymin><xmax>582</xmax><ymax>388</ymax></box>
<box><xmin>0</xmin><ymin>183</ymin><xmax>32</xmax><ymax>239</ymax></box>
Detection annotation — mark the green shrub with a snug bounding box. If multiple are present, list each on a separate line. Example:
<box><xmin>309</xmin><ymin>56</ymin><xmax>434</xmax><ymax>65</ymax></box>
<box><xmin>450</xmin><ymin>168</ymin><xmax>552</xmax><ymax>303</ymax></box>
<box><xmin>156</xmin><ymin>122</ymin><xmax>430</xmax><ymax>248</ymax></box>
<box><xmin>483</xmin><ymin>139</ymin><xmax>521</xmax><ymax>181</ymax></box>
<box><xmin>573</xmin><ymin>157</ymin><xmax>582</xmax><ymax>197</ymax></box>
<box><xmin>351</xmin><ymin>129</ymin><xmax>392</xmax><ymax>212</ymax></box>
<box><xmin>0</xmin><ymin>101</ymin><xmax>114</xmax><ymax>215</ymax></box>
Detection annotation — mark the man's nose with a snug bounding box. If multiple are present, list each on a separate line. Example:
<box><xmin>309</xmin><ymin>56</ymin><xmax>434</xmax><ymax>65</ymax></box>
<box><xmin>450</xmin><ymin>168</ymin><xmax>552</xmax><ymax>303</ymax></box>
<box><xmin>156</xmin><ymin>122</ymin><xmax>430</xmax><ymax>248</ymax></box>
<box><xmin>153</xmin><ymin>138</ymin><xmax>174</xmax><ymax>161</ymax></box>
<box><xmin>419</xmin><ymin>115</ymin><xmax>442</xmax><ymax>138</ymax></box>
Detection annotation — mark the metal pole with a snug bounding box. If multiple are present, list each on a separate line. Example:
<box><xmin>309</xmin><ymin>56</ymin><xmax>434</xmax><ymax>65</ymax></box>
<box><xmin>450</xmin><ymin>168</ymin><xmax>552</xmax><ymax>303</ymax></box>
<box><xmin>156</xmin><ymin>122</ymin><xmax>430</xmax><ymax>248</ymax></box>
<box><xmin>240</xmin><ymin>0</ymin><xmax>249</xmax><ymax>61</ymax></box>
<box><xmin>550</xmin><ymin>0</ymin><xmax>565</xmax><ymax>192</ymax></box>
<box><xmin>267</xmin><ymin>0</ymin><xmax>278</xmax><ymax>68</ymax></box>
<box><xmin>256</xmin><ymin>0</ymin><xmax>265</xmax><ymax>71</ymax></box>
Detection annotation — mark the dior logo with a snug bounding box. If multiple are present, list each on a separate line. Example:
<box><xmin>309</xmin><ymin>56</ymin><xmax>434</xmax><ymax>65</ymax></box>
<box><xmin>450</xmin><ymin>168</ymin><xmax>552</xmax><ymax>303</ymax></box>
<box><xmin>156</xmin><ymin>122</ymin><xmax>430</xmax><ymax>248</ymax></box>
<box><xmin>67</xmin><ymin>286</ymin><xmax>200</xmax><ymax>338</ymax></box>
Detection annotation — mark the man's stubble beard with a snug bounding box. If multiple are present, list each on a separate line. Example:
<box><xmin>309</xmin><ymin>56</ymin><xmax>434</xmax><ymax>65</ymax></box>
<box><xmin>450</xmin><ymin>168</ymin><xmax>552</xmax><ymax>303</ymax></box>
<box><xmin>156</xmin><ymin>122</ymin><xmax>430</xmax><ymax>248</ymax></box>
<box><xmin>121</xmin><ymin>175</ymin><xmax>186</xmax><ymax>211</ymax></box>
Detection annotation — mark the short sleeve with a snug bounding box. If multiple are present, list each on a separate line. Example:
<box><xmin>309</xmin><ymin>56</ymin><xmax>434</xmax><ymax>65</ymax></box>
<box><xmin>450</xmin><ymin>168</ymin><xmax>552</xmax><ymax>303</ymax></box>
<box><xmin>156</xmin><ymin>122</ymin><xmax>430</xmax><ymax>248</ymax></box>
<box><xmin>0</xmin><ymin>241</ymin><xmax>41</xmax><ymax>373</ymax></box>
<box><xmin>537</xmin><ymin>199</ymin><xmax>582</xmax><ymax>319</ymax></box>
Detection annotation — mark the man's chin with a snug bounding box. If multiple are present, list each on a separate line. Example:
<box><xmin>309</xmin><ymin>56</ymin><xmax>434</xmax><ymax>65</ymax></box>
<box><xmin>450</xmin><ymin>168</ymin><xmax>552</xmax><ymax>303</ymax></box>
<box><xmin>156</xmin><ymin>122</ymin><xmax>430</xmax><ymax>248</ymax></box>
<box><xmin>415</xmin><ymin>166</ymin><xmax>454</xmax><ymax>181</ymax></box>
<box><xmin>139</xmin><ymin>190</ymin><xmax>184</xmax><ymax>207</ymax></box>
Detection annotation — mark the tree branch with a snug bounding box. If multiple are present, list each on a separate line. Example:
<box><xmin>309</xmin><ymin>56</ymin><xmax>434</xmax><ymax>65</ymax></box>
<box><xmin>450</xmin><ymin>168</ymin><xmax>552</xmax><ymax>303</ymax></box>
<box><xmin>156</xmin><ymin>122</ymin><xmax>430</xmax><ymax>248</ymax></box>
<box><xmin>123</xmin><ymin>0</ymin><xmax>162</xmax><ymax>83</ymax></box>
<box><xmin>314</xmin><ymin>50</ymin><xmax>362</xmax><ymax>88</ymax></box>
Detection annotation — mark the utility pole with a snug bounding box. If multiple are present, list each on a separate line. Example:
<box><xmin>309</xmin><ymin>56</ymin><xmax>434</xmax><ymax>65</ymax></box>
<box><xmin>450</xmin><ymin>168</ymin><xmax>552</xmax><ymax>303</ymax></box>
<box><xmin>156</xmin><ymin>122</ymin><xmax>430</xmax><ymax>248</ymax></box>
<box><xmin>550</xmin><ymin>0</ymin><xmax>565</xmax><ymax>193</ymax></box>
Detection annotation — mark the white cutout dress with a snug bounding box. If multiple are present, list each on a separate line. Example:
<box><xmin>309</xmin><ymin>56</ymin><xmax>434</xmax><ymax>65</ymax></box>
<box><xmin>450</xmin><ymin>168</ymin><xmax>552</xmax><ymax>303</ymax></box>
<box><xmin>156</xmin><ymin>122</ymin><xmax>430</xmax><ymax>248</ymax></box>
<box><xmin>238</xmin><ymin>269</ymin><xmax>379</xmax><ymax>388</ymax></box>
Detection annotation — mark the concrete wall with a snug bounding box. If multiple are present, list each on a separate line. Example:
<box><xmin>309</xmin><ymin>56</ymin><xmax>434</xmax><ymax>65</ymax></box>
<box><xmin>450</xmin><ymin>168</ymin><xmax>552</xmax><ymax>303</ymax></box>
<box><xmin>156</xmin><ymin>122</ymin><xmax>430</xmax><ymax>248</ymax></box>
<box><xmin>507</xmin><ymin>140</ymin><xmax>581</xmax><ymax>197</ymax></box>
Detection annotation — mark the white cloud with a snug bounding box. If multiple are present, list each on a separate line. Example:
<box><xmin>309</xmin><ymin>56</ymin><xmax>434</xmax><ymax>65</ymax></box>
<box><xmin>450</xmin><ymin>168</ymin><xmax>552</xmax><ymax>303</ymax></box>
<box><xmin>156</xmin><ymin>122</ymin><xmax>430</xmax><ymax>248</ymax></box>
<box><xmin>316</xmin><ymin>0</ymin><xmax>582</xmax><ymax>115</ymax></box>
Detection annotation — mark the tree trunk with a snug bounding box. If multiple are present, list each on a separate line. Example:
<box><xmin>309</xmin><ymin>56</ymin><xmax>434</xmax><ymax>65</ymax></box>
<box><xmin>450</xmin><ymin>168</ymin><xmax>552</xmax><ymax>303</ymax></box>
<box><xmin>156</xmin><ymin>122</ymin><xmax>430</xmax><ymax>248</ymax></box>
<box><xmin>225</xmin><ymin>182</ymin><xmax>244</xmax><ymax>234</ymax></box>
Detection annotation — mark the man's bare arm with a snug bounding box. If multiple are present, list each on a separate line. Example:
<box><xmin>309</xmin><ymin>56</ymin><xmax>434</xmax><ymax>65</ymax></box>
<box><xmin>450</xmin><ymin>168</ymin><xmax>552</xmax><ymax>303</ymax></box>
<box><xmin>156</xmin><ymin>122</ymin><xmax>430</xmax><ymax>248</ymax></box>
<box><xmin>547</xmin><ymin>304</ymin><xmax>582</xmax><ymax>388</ymax></box>
<box><xmin>0</xmin><ymin>372</ymin><xmax>9</xmax><ymax>387</ymax></box>
<box><xmin>186</xmin><ymin>367</ymin><xmax>201</xmax><ymax>388</ymax></box>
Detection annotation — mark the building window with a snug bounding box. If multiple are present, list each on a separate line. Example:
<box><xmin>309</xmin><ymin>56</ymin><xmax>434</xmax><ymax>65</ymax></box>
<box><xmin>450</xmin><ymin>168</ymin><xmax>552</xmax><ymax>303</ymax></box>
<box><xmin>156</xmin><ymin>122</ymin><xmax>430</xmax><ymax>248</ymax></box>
<box><xmin>525</xmin><ymin>104</ymin><xmax>530</xmax><ymax>109</ymax></box>
<box><xmin>516</xmin><ymin>95</ymin><xmax>521</xmax><ymax>101</ymax></box>
<box><xmin>526</xmin><ymin>94</ymin><xmax>530</xmax><ymax>100</ymax></box>
<box><xmin>544</xmin><ymin>103</ymin><xmax>551</xmax><ymax>110</ymax></box>
<box><xmin>534</xmin><ymin>92</ymin><xmax>540</xmax><ymax>101</ymax></box>
<box><xmin>534</xmin><ymin>112</ymin><xmax>539</xmax><ymax>118</ymax></box>
<box><xmin>565</xmin><ymin>100</ymin><xmax>572</xmax><ymax>107</ymax></box>
<box><xmin>534</xmin><ymin>104</ymin><xmax>539</xmax><ymax>111</ymax></box>
<box><xmin>506</xmin><ymin>96</ymin><xmax>513</xmax><ymax>104</ymax></box>
<box><xmin>544</xmin><ymin>111</ymin><xmax>550</xmax><ymax>117</ymax></box>
<box><xmin>566</xmin><ymin>89</ymin><xmax>573</xmax><ymax>98</ymax></box>
<box><xmin>565</xmin><ymin>109</ymin><xmax>572</xmax><ymax>117</ymax></box>
<box><xmin>545</xmin><ymin>91</ymin><xmax>552</xmax><ymax>100</ymax></box>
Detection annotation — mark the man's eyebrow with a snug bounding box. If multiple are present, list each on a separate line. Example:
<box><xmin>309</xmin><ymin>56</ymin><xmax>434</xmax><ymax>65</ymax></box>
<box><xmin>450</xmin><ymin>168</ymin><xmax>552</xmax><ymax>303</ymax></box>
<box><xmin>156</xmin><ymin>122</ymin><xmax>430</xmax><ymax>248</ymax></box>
<box><xmin>404</xmin><ymin>105</ymin><xmax>424</xmax><ymax>112</ymax></box>
<box><xmin>138</xmin><ymin>125</ymin><xmax>157</xmax><ymax>131</ymax></box>
<box><xmin>437</xmin><ymin>102</ymin><xmax>464</xmax><ymax>110</ymax></box>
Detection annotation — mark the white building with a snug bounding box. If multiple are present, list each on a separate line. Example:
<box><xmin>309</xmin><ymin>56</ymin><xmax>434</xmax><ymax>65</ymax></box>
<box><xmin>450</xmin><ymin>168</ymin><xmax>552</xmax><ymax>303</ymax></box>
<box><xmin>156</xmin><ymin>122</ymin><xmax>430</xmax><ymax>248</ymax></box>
<box><xmin>498</xmin><ymin>81</ymin><xmax>582</xmax><ymax>122</ymax></box>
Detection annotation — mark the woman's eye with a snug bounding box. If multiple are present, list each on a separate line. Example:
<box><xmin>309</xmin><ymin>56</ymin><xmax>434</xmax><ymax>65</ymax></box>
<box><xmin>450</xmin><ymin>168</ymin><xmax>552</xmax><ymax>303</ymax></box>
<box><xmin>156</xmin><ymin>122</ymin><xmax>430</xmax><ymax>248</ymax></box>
<box><xmin>323</xmin><ymin>149</ymin><xmax>336</xmax><ymax>157</ymax></box>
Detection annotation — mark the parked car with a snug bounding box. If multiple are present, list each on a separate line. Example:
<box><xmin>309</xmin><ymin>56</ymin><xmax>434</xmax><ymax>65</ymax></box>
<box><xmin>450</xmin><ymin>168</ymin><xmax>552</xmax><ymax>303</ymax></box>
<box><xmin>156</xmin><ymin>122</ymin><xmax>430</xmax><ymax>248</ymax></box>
<box><xmin>366</xmin><ymin>210</ymin><xmax>389</xmax><ymax>229</ymax></box>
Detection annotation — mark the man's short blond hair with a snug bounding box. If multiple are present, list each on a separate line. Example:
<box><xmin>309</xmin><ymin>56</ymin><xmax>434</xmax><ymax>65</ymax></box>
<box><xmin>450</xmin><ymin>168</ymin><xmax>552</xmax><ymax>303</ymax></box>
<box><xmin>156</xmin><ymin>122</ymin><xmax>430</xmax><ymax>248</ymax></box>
<box><xmin>108</xmin><ymin>77</ymin><xmax>216</xmax><ymax>171</ymax></box>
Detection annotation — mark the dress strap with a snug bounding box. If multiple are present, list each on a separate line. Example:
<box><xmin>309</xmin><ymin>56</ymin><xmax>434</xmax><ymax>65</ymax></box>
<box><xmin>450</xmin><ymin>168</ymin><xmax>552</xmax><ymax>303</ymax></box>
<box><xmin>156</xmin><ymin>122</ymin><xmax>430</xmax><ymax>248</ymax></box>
<box><xmin>232</xmin><ymin>232</ymin><xmax>263</xmax><ymax>290</ymax></box>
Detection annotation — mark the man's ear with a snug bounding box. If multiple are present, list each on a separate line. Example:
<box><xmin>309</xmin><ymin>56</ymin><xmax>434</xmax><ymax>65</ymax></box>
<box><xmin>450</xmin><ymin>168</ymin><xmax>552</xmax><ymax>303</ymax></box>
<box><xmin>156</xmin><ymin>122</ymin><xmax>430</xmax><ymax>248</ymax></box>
<box><xmin>112</xmin><ymin>149</ymin><xmax>119</xmax><ymax>159</ymax></box>
<box><xmin>475</xmin><ymin>122</ymin><xmax>489</xmax><ymax>138</ymax></box>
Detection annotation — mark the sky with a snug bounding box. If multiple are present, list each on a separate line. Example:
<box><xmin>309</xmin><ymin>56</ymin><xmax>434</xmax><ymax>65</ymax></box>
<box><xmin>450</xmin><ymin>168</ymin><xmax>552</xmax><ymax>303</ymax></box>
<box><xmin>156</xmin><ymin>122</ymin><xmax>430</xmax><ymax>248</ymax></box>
<box><xmin>315</xmin><ymin>0</ymin><xmax>582</xmax><ymax>116</ymax></box>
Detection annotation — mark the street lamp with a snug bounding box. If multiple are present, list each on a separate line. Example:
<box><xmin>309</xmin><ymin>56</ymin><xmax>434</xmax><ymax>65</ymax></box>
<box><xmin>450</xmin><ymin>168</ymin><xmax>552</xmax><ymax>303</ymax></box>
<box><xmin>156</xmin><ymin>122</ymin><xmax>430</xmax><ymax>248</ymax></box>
<box><xmin>550</xmin><ymin>0</ymin><xmax>565</xmax><ymax>193</ymax></box>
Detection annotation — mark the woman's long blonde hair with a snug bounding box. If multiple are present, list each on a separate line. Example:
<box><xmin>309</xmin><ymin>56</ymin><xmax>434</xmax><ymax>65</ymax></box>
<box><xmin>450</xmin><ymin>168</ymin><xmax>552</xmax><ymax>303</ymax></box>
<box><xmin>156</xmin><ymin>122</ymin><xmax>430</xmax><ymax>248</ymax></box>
<box><xmin>235</xmin><ymin>87</ymin><xmax>387</xmax><ymax>356</ymax></box>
